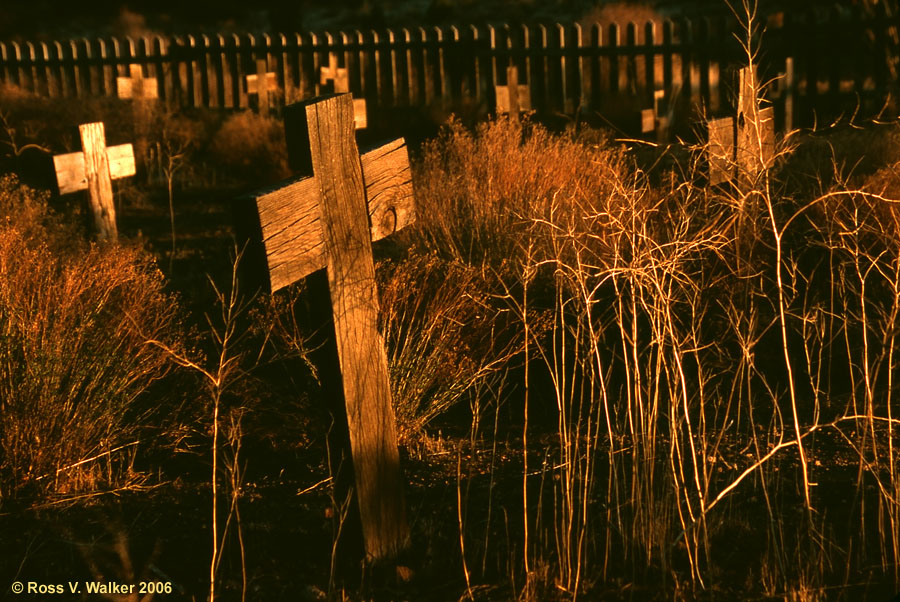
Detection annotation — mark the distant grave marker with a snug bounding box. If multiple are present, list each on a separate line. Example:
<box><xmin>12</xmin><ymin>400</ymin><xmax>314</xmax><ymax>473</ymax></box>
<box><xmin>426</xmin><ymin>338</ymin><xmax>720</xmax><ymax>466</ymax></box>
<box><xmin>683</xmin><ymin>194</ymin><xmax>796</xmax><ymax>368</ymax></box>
<box><xmin>641</xmin><ymin>88</ymin><xmax>669</xmax><ymax>143</ymax></box>
<box><xmin>706</xmin><ymin>66</ymin><xmax>775</xmax><ymax>186</ymax></box>
<box><xmin>495</xmin><ymin>65</ymin><xmax>531</xmax><ymax>121</ymax></box>
<box><xmin>53</xmin><ymin>122</ymin><xmax>135</xmax><ymax>242</ymax></box>
<box><xmin>117</xmin><ymin>64</ymin><xmax>158</xmax><ymax>101</ymax></box>
<box><xmin>243</xmin><ymin>94</ymin><xmax>412</xmax><ymax>560</ymax></box>
<box><xmin>245</xmin><ymin>59</ymin><xmax>277</xmax><ymax>116</ymax></box>
<box><xmin>320</xmin><ymin>52</ymin><xmax>367</xmax><ymax>130</ymax></box>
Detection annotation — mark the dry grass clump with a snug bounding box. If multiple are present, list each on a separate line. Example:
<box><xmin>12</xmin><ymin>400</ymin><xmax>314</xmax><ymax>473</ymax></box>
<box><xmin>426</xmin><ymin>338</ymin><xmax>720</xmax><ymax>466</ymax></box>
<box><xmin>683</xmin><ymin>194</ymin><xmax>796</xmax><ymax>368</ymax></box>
<box><xmin>0</xmin><ymin>175</ymin><xmax>182</xmax><ymax>501</ymax></box>
<box><xmin>412</xmin><ymin>117</ymin><xmax>628</xmax><ymax>270</ymax></box>
<box><xmin>413</xmin><ymin>103</ymin><xmax>900</xmax><ymax>598</ymax></box>
<box><xmin>379</xmin><ymin>253</ymin><xmax>528</xmax><ymax>445</ymax></box>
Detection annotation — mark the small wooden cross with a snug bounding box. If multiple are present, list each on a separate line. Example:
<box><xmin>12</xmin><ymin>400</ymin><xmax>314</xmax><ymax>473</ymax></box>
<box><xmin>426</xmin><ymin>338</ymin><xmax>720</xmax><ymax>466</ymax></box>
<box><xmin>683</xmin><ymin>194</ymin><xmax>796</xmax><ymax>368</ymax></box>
<box><xmin>495</xmin><ymin>65</ymin><xmax>531</xmax><ymax>120</ymax></box>
<box><xmin>117</xmin><ymin>64</ymin><xmax>158</xmax><ymax>100</ymax></box>
<box><xmin>245</xmin><ymin>59</ymin><xmax>277</xmax><ymax>117</ymax></box>
<box><xmin>706</xmin><ymin>66</ymin><xmax>775</xmax><ymax>186</ymax></box>
<box><xmin>53</xmin><ymin>122</ymin><xmax>135</xmax><ymax>242</ymax></box>
<box><xmin>245</xmin><ymin>94</ymin><xmax>412</xmax><ymax>560</ymax></box>
<box><xmin>319</xmin><ymin>53</ymin><xmax>367</xmax><ymax>130</ymax></box>
<box><xmin>641</xmin><ymin>89</ymin><xmax>669</xmax><ymax>143</ymax></box>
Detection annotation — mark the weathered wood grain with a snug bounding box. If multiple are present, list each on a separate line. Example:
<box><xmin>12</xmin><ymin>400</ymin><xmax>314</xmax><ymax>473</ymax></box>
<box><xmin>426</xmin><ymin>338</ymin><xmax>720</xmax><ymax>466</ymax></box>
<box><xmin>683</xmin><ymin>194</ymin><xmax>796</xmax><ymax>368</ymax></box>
<box><xmin>255</xmin><ymin>137</ymin><xmax>414</xmax><ymax>292</ymax></box>
<box><xmin>54</xmin><ymin>143</ymin><xmax>135</xmax><ymax>195</ymax></box>
<box><xmin>78</xmin><ymin>122</ymin><xmax>118</xmax><ymax>241</ymax></box>
<box><xmin>302</xmin><ymin>94</ymin><xmax>409</xmax><ymax>561</ymax></box>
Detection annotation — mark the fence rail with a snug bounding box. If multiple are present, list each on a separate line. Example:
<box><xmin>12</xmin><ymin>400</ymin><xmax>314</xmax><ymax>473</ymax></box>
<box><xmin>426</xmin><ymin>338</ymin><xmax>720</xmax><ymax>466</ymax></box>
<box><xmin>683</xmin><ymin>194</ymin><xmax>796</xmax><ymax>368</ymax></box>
<box><xmin>1</xmin><ymin>11</ymin><xmax>897</xmax><ymax>130</ymax></box>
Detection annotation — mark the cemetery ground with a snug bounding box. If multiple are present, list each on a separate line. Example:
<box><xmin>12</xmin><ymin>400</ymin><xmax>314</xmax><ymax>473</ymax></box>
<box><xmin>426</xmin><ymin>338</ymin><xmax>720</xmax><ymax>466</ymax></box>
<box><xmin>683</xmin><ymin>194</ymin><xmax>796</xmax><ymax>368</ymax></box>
<box><xmin>3</xmin><ymin>76</ymin><xmax>900</xmax><ymax>602</ymax></box>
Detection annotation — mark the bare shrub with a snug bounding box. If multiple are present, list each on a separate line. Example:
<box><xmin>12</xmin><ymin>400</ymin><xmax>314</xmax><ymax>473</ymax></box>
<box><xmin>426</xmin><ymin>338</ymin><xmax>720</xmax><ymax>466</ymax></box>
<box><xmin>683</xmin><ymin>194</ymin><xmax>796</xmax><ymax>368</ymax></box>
<box><xmin>209</xmin><ymin>111</ymin><xmax>289</xmax><ymax>185</ymax></box>
<box><xmin>0</xmin><ymin>175</ymin><xmax>182</xmax><ymax>501</ymax></box>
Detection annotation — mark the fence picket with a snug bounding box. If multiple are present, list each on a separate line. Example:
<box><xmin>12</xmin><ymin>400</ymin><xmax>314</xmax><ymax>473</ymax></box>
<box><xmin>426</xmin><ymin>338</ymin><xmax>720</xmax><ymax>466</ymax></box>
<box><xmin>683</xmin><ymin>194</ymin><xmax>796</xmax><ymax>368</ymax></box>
<box><xmin>0</xmin><ymin>15</ymin><xmax>894</xmax><ymax>127</ymax></box>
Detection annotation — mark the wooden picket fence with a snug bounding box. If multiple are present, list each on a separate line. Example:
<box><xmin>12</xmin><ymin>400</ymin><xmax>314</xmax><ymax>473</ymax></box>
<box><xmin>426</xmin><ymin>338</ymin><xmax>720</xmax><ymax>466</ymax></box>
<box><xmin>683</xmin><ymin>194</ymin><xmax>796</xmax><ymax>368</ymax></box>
<box><xmin>0</xmin><ymin>10</ymin><xmax>897</xmax><ymax>128</ymax></box>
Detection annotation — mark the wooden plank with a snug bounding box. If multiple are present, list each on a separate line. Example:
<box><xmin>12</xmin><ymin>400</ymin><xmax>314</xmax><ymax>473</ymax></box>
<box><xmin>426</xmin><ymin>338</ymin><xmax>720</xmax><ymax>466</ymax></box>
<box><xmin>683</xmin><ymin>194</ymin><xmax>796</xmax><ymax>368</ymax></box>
<box><xmin>404</xmin><ymin>28</ymin><xmax>417</xmax><ymax>105</ymax></box>
<box><xmin>234</xmin><ymin>34</ymin><xmax>248</xmax><ymax>109</ymax></box>
<box><xmin>257</xmin><ymin>176</ymin><xmax>323</xmax><ymax>292</ymax></box>
<box><xmin>662</xmin><ymin>20</ymin><xmax>673</xmax><ymax>102</ymax></box>
<box><xmin>12</xmin><ymin>42</ymin><xmax>26</xmax><ymax>91</ymax></box>
<box><xmin>279</xmin><ymin>33</ymin><xmax>295</xmax><ymax>104</ymax></box>
<box><xmin>257</xmin><ymin>137</ymin><xmax>413</xmax><ymax>290</ymax></box>
<box><xmin>421</xmin><ymin>27</ymin><xmax>434</xmax><ymax>106</ymax></box>
<box><xmin>54</xmin><ymin>143</ymin><xmax>136</xmax><ymax>195</ymax></box>
<box><xmin>26</xmin><ymin>43</ymin><xmax>40</xmax><ymax>95</ymax></box>
<box><xmin>784</xmin><ymin>57</ymin><xmax>794</xmax><ymax>132</ymax></box>
<box><xmin>576</xmin><ymin>23</ymin><xmax>590</xmax><ymax>109</ymax></box>
<box><xmin>471</xmin><ymin>25</ymin><xmax>484</xmax><ymax>104</ymax></box>
<box><xmin>538</xmin><ymin>25</ymin><xmax>550</xmax><ymax>108</ymax></box>
<box><xmin>558</xmin><ymin>23</ymin><xmax>571</xmax><ymax>113</ymax></box>
<box><xmin>69</xmin><ymin>40</ymin><xmax>85</xmax><ymax>98</ymax></box>
<box><xmin>361</xmin><ymin>138</ymin><xmax>415</xmax><ymax>240</ymax></box>
<box><xmin>707</xmin><ymin>116</ymin><xmax>734</xmax><ymax>186</ymax></box>
<box><xmin>371</xmin><ymin>30</ymin><xmax>385</xmax><ymax>105</ymax></box>
<box><xmin>79</xmin><ymin>123</ymin><xmax>118</xmax><ymax>242</ymax></box>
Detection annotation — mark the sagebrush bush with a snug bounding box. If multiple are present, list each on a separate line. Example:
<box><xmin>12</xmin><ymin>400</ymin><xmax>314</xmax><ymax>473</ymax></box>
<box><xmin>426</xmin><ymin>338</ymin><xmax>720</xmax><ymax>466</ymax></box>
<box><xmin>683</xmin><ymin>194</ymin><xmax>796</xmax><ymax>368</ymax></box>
<box><xmin>209</xmin><ymin>111</ymin><xmax>289</xmax><ymax>184</ymax></box>
<box><xmin>0</xmin><ymin>175</ymin><xmax>182</xmax><ymax>501</ymax></box>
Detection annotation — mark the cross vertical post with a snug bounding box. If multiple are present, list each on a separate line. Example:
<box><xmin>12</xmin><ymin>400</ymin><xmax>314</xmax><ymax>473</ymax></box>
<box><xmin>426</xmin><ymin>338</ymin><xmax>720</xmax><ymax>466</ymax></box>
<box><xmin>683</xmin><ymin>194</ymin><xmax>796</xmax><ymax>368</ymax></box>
<box><xmin>79</xmin><ymin>123</ymin><xmax>117</xmax><ymax>242</ymax></box>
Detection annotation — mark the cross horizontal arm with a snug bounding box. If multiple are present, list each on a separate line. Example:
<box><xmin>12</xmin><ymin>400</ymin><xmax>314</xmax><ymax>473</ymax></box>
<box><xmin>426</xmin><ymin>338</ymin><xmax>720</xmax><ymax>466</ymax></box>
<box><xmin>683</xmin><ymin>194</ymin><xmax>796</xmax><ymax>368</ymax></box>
<box><xmin>54</xmin><ymin>143</ymin><xmax>136</xmax><ymax>195</ymax></box>
<box><xmin>254</xmin><ymin>138</ymin><xmax>415</xmax><ymax>292</ymax></box>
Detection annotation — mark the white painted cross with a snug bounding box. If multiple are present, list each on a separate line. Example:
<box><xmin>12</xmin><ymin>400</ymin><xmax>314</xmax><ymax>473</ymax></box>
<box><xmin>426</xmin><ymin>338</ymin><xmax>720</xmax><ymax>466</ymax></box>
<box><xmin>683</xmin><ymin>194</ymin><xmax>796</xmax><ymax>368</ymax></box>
<box><xmin>53</xmin><ymin>122</ymin><xmax>135</xmax><ymax>242</ymax></box>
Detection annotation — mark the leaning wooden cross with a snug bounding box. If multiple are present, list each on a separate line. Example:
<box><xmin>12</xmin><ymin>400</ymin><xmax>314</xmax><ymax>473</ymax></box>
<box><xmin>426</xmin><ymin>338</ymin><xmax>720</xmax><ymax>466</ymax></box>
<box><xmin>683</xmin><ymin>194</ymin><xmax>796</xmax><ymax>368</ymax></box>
<box><xmin>495</xmin><ymin>65</ymin><xmax>531</xmax><ymax>121</ymax></box>
<box><xmin>53</xmin><ymin>122</ymin><xmax>135</xmax><ymax>242</ymax></box>
<box><xmin>246</xmin><ymin>59</ymin><xmax>277</xmax><ymax>116</ymax></box>
<box><xmin>246</xmin><ymin>94</ymin><xmax>411</xmax><ymax>560</ymax></box>
<box><xmin>320</xmin><ymin>53</ymin><xmax>367</xmax><ymax>129</ymax></box>
<box><xmin>707</xmin><ymin>65</ymin><xmax>775</xmax><ymax>186</ymax></box>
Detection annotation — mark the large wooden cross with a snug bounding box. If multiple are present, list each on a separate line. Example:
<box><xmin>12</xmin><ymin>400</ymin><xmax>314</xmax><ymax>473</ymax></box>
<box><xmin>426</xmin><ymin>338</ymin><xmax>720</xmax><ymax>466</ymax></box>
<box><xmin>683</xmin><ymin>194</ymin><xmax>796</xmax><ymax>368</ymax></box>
<box><xmin>53</xmin><ymin>122</ymin><xmax>135</xmax><ymax>242</ymax></box>
<box><xmin>246</xmin><ymin>94</ymin><xmax>412</xmax><ymax>560</ymax></box>
<box><xmin>707</xmin><ymin>66</ymin><xmax>775</xmax><ymax>186</ymax></box>
<box><xmin>320</xmin><ymin>53</ymin><xmax>367</xmax><ymax>130</ymax></box>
